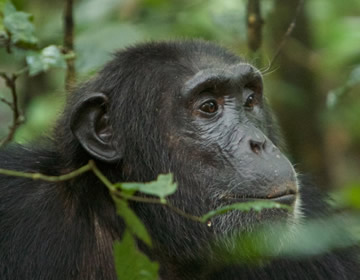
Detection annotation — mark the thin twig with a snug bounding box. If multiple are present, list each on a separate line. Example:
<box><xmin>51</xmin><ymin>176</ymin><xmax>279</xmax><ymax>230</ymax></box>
<box><xmin>0</xmin><ymin>160</ymin><xmax>277</xmax><ymax>224</ymax></box>
<box><xmin>63</xmin><ymin>0</ymin><xmax>76</xmax><ymax>91</ymax></box>
<box><xmin>0</xmin><ymin>72</ymin><xmax>25</xmax><ymax>146</ymax></box>
<box><xmin>0</xmin><ymin>163</ymin><xmax>92</xmax><ymax>181</ymax></box>
<box><xmin>116</xmin><ymin>191</ymin><xmax>203</xmax><ymax>222</ymax></box>
<box><xmin>0</xmin><ymin>97</ymin><xmax>12</xmax><ymax>108</ymax></box>
<box><xmin>89</xmin><ymin>160</ymin><xmax>117</xmax><ymax>192</ymax></box>
<box><xmin>166</xmin><ymin>202</ymin><xmax>204</xmax><ymax>223</ymax></box>
<box><xmin>268</xmin><ymin>0</ymin><xmax>305</xmax><ymax>71</ymax></box>
<box><xmin>0</xmin><ymin>160</ymin><xmax>205</xmax><ymax>223</ymax></box>
<box><xmin>90</xmin><ymin>162</ymin><xmax>204</xmax><ymax>223</ymax></box>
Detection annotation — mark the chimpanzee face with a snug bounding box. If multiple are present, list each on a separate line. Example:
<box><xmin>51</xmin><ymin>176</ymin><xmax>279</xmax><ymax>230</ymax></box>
<box><xmin>161</xmin><ymin>57</ymin><xmax>300</xmax><ymax>233</ymax></box>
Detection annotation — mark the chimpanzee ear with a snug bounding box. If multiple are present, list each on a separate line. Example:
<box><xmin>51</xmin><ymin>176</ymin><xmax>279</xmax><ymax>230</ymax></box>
<box><xmin>70</xmin><ymin>92</ymin><xmax>122</xmax><ymax>163</ymax></box>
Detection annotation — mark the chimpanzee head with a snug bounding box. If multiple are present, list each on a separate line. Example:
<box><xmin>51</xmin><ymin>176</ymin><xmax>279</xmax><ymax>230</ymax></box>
<box><xmin>60</xmin><ymin>40</ymin><xmax>301</xmax><ymax>253</ymax></box>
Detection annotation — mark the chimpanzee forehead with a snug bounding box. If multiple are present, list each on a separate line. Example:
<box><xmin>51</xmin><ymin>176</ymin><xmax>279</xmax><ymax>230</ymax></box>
<box><xmin>181</xmin><ymin>63</ymin><xmax>262</xmax><ymax>99</ymax></box>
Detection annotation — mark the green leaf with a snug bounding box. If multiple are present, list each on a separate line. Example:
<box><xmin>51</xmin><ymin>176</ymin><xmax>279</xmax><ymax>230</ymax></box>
<box><xmin>26</xmin><ymin>45</ymin><xmax>67</xmax><ymax>76</ymax></box>
<box><xmin>3</xmin><ymin>6</ymin><xmax>37</xmax><ymax>48</ymax></box>
<box><xmin>0</xmin><ymin>0</ymin><xmax>8</xmax><ymax>38</ymax></box>
<box><xmin>114</xmin><ymin>198</ymin><xmax>152</xmax><ymax>246</ymax></box>
<box><xmin>3</xmin><ymin>0</ymin><xmax>16</xmax><ymax>16</ymax></box>
<box><xmin>119</xmin><ymin>174</ymin><xmax>177</xmax><ymax>203</ymax></box>
<box><xmin>114</xmin><ymin>231</ymin><xmax>159</xmax><ymax>280</ymax></box>
<box><xmin>201</xmin><ymin>201</ymin><xmax>291</xmax><ymax>223</ymax></box>
<box><xmin>113</xmin><ymin>183</ymin><xmax>136</xmax><ymax>196</ymax></box>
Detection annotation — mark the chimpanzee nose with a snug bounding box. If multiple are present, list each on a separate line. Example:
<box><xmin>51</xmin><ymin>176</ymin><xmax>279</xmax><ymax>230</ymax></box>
<box><xmin>249</xmin><ymin>139</ymin><xmax>265</xmax><ymax>155</ymax></box>
<box><xmin>246</xmin><ymin>127</ymin><xmax>270</xmax><ymax>155</ymax></box>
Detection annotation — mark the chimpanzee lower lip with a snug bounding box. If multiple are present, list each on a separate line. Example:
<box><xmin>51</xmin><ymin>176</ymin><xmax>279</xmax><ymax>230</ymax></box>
<box><xmin>269</xmin><ymin>194</ymin><xmax>296</xmax><ymax>206</ymax></box>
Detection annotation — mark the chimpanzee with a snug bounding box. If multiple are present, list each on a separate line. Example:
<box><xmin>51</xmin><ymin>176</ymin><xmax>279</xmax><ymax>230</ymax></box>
<box><xmin>0</xmin><ymin>40</ymin><xmax>359</xmax><ymax>280</ymax></box>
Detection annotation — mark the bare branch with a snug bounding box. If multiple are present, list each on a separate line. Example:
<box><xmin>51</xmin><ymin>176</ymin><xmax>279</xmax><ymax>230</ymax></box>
<box><xmin>0</xmin><ymin>72</ymin><xmax>25</xmax><ymax>147</ymax></box>
<box><xmin>247</xmin><ymin>0</ymin><xmax>264</xmax><ymax>52</ymax></box>
<box><xmin>63</xmin><ymin>0</ymin><xmax>76</xmax><ymax>91</ymax></box>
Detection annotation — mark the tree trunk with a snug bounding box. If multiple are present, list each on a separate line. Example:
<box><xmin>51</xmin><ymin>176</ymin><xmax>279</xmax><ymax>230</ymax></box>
<box><xmin>267</xmin><ymin>0</ymin><xmax>330</xmax><ymax>188</ymax></box>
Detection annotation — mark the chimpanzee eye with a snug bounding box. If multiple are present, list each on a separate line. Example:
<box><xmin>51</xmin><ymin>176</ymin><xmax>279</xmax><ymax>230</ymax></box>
<box><xmin>200</xmin><ymin>100</ymin><xmax>218</xmax><ymax>114</ymax></box>
<box><xmin>244</xmin><ymin>93</ymin><xmax>257</xmax><ymax>110</ymax></box>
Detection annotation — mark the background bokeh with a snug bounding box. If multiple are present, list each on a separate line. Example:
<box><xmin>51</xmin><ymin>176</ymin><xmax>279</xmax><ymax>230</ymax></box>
<box><xmin>0</xmin><ymin>0</ymin><xmax>359</xmax><ymax>190</ymax></box>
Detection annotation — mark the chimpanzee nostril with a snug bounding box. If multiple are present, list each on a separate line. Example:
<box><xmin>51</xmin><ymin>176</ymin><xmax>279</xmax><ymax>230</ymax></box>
<box><xmin>249</xmin><ymin>140</ymin><xmax>264</xmax><ymax>155</ymax></box>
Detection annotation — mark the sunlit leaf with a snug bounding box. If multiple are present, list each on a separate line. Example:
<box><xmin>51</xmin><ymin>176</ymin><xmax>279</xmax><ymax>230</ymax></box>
<box><xmin>3</xmin><ymin>6</ymin><xmax>38</xmax><ymax>48</ymax></box>
<box><xmin>26</xmin><ymin>45</ymin><xmax>67</xmax><ymax>76</ymax></box>
<box><xmin>114</xmin><ymin>231</ymin><xmax>159</xmax><ymax>280</ymax></box>
<box><xmin>118</xmin><ymin>174</ymin><xmax>177</xmax><ymax>203</ymax></box>
<box><xmin>201</xmin><ymin>201</ymin><xmax>290</xmax><ymax>223</ymax></box>
<box><xmin>114</xmin><ymin>198</ymin><xmax>152</xmax><ymax>246</ymax></box>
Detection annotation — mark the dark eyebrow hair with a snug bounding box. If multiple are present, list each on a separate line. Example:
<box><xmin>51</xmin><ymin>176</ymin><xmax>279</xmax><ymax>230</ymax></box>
<box><xmin>181</xmin><ymin>69</ymin><xmax>232</xmax><ymax>99</ymax></box>
<box><xmin>181</xmin><ymin>64</ymin><xmax>262</xmax><ymax>99</ymax></box>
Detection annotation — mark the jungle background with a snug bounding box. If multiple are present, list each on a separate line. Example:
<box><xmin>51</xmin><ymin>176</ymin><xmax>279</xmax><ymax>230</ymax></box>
<box><xmin>1</xmin><ymin>0</ymin><xmax>360</xmax><ymax>278</ymax></box>
<box><xmin>1</xmin><ymin>0</ymin><xmax>359</xmax><ymax>191</ymax></box>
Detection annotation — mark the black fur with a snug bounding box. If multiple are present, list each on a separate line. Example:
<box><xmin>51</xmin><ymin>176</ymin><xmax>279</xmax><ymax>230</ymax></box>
<box><xmin>0</xmin><ymin>40</ymin><xmax>359</xmax><ymax>279</ymax></box>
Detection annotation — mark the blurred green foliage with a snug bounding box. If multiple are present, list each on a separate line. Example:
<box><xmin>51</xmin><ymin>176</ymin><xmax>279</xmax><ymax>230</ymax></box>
<box><xmin>211</xmin><ymin>213</ymin><xmax>359</xmax><ymax>267</ymax></box>
<box><xmin>308</xmin><ymin>0</ymin><xmax>360</xmax><ymax>144</ymax></box>
<box><xmin>0</xmin><ymin>0</ymin><xmax>359</xmax><ymax>194</ymax></box>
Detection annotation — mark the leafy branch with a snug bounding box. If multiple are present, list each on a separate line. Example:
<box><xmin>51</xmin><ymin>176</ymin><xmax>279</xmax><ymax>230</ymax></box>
<box><xmin>0</xmin><ymin>161</ymin><xmax>358</xmax><ymax>279</ymax></box>
<box><xmin>0</xmin><ymin>159</ymin><xmax>290</xmax><ymax>225</ymax></box>
<box><xmin>0</xmin><ymin>0</ymin><xmax>75</xmax><ymax>146</ymax></box>
<box><xmin>0</xmin><ymin>160</ymin><xmax>315</xmax><ymax>280</ymax></box>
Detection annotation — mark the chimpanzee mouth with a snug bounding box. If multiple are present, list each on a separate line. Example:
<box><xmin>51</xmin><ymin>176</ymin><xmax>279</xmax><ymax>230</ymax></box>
<box><xmin>222</xmin><ymin>189</ymin><xmax>297</xmax><ymax>206</ymax></box>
